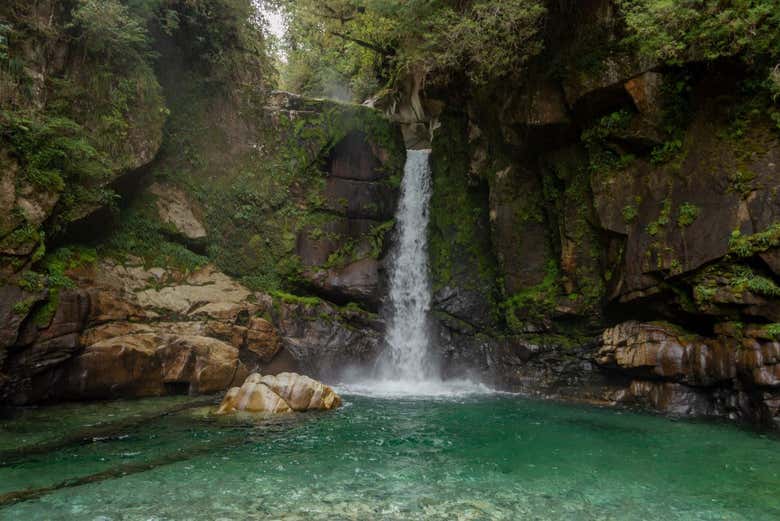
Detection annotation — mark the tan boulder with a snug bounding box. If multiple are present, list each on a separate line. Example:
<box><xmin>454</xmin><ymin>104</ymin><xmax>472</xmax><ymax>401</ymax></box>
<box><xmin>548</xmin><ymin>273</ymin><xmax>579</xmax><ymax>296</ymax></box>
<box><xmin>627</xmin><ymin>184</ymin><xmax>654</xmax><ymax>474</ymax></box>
<box><xmin>217</xmin><ymin>374</ymin><xmax>292</xmax><ymax>414</ymax></box>
<box><xmin>259</xmin><ymin>372</ymin><xmax>342</xmax><ymax>411</ymax></box>
<box><xmin>148</xmin><ymin>182</ymin><xmax>207</xmax><ymax>241</ymax></box>
<box><xmin>64</xmin><ymin>333</ymin><xmax>246</xmax><ymax>399</ymax></box>
<box><xmin>216</xmin><ymin>372</ymin><xmax>341</xmax><ymax>414</ymax></box>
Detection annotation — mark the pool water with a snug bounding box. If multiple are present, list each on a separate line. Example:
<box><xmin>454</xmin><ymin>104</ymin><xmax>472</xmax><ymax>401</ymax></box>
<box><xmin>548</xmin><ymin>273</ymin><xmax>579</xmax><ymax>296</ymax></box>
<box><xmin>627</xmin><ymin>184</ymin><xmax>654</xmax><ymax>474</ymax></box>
<box><xmin>0</xmin><ymin>391</ymin><xmax>778</xmax><ymax>520</ymax></box>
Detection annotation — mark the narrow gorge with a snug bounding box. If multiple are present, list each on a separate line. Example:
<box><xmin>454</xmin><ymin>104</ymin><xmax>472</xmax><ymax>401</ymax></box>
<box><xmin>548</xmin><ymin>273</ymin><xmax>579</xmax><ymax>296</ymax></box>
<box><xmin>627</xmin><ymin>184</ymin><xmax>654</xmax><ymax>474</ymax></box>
<box><xmin>1</xmin><ymin>0</ymin><xmax>780</xmax><ymax>519</ymax></box>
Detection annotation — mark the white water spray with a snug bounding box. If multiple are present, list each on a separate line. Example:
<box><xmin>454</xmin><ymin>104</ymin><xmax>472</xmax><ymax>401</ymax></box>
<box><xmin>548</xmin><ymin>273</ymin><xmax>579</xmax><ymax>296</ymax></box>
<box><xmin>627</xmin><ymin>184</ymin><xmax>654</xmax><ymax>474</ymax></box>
<box><xmin>380</xmin><ymin>149</ymin><xmax>436</xmax><ymax>382</ymax></box>
<box><xmin>338</xmin><ymin>150</ymin><xmax>494</xmax><ymax>398</ymax></box>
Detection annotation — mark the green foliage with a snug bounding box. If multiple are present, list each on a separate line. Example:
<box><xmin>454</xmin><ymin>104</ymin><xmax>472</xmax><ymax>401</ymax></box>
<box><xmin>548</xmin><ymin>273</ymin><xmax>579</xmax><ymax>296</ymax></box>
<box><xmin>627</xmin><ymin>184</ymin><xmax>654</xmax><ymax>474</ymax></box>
<box><xmin>103</xmin><ymin>203</ymin><xmax>208</xmax><ymax>272</ymax></box>
<box><xmin>693</xmin><ymin>284</ymin><xmax>716</xmax><ymax>305</ymax></box>
<box><xmin>17</xmin><ymin>270</ymin><xmax>46</xmax><ymax>292</ymax></box>
<box><xmin>645</xmin><ymin>198</ymin><xmax>672</xmax><ymax>237</ymax></box>
<box><xmin>1</xmin><ymin>112</ymin><xmax>109</xmax><ymax>194</ymax></box>
<box><xmin>650</xmin><ymin>73</ymin><xmax>692</xmax><ymax>165</ymax></box>
<box><xmin>650</xmin><ymin>138</ymin><xmax>683</xmax><ymax>164</ymax></box>
<box><xmin>270</xmin><ymin>290</ymin><xmax>322</xmax><ymax>307</ymax></box>
<box><xmin>0</xmin><ymin>22</ymin><xmax>10</xmax><ymax>62</ymax></box>
<box><xmin>677</xmin><ymin>202</ymin><xmax>700</xmax><ymax>227</ymax></box>
<box><xmin>765</xmin><ymin>323</ymin><xmax>780</xmax><ymax>340</ymax></box>
<box><xmin>728</xmin><ymin>169</ymin><xmax>757</xmax><ymax>198</ymax></box>
<box><xmin>618</xmin><ymin>0</ymin><xmax>780</xmax><ymax>64</ymax></box>
<box><xmin>504</xmin><ymin>260</ymin><xmax>560</xmax><ymax>331</ymax></box>
<box><xmin>71</xmin><ymin>0</ymin><xmax>152</xmax><ymax>66</ymax></box>
<box><xmin>431</xmin><ymin>0</ymin><xmax>546</xmax><ymax>85</ymax></box>
<box><xmin>158</xmin><ymin>0</ymin><xmax>276</xmax><ymax>91</ymax></box>
<box><xmin>622</xmin><ymin>204</ymin><xmax>639</xmax><ymax>224</ymax></box>
<box><xmin>281</xmin><ymin>0</ymin><xmax>547</xmax><ymax>100</ymax></box>
<box><xmin>728</xmin><ymin>224</ymin><xmax>780</xmax><ymax>258</ymax></box>
<box><xmin>12</xmin><ymin>298</ymin><xmax>36</xmax><ymax>316</ymax></box>
<box><xmin>730</xmin><ymin>265</ymin><xmax>780</xmax><ymax>298</ymax></box>
<box><xmin>582</xmin><ymin>110</ymin><xmax>633</xmax><ymax>143</ymax></box>
<box><xmin>369</xmin><ymin>219</ymin><xmax>394</xmax><ymax>258</ymax></box>
<box><xmin>694</xmin><ymin>263</ymin><xmax>780</xmax><ymax>308</ymax></box>
<box><xmin>581</xmin><ymin>110</ymin><xmax>636</xmax><ymax>173</ymax></box>
<box><xmin>40</xmin><ymin>246</ymin><xmax>98</xmax><ymax>290</ymax></box>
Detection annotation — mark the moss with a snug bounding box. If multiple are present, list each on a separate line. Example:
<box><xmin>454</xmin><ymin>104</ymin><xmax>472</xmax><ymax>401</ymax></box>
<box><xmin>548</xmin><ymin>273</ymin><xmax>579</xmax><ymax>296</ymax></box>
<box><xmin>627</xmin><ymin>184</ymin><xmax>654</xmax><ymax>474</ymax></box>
<box><xmin>270</xmin><ymin>290</ymin><xmax>322</xmax><ymax>307</ymax></box>
<box><xmin>622</xmin><ymin>204</ymin><xmax>639</xmax><ymax>224</ymax></box>
<box><xmin>102</xmin><ymin>201</ymin><xmax>207</xmax><ymax>272</ymax></box>
<box><xmin>646</xmin><ymin>198</ymin><xmax>672</xmax><ymax>237</ymax></box>
<box><xmin>730</xmin><ymin>266</ymin><xmax>780</xmax><ymax>298</ymax></box>
<box><xmin>728</xmin><ymin>224</ymin><xmax>780</xmax><ymax>258</ymax></box>
<box><xmin>30</xmin><ymin>287</ymin><xmax>60</xmax><ymax>327</ymax></box>
<box><xmin>12</xmin><ymin>297</ymin><xmax>36</xmax><ymax>316</ymax></box>
<box><xmin>503</xmin><ymin>260</ymin><xmax>560</xmax><ymax>331</ymax></box>
<box><xmin>765</xmin><ymin>323</ymin><xmax>780</xmax><ymax>340</ymax></box>
<box><xmin>428</xmin><ymin>111</ymin><xmax>500</xmax><ymax>318</ymax></box>
<box><xmin>677</xmin><ymin>202</ymin><xmax>700</xmax><ymax>227</ymax></box>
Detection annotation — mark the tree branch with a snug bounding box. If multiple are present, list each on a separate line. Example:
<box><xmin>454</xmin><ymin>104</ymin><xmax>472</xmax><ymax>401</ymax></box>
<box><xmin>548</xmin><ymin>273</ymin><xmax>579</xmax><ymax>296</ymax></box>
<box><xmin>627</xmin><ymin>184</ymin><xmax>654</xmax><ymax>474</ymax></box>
<box><xmin>328</xmin><ymin>30</ymin><xmax>389</xmax><ymax>55</ymax></box>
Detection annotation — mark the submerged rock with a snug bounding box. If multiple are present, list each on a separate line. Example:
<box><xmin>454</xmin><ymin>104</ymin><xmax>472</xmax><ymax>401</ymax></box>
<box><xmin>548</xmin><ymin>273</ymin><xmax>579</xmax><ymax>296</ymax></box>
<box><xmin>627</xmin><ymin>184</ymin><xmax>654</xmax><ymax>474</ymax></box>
<box><xmin>216</xmin><ymin>372</ymin><xmax>341</xmax><ymax>414</ymax></box>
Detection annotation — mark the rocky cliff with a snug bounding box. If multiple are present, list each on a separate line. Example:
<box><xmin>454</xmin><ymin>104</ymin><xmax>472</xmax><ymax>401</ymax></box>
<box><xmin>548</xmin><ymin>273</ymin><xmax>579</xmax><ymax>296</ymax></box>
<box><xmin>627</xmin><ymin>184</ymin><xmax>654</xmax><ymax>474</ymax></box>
<box><xmin>412</xmin><ymin>1</ymin><xmax>780</xmax><ymax>428</ymax></box>
<box><xmin>0</xmin><ymin>1</ymin><xmax>401</xmax><ymax>405</ymax></box>
<box><xmin>2</xmin><ymin>0</ymin><xmax>780</xmax><ymax>429</ymax></box>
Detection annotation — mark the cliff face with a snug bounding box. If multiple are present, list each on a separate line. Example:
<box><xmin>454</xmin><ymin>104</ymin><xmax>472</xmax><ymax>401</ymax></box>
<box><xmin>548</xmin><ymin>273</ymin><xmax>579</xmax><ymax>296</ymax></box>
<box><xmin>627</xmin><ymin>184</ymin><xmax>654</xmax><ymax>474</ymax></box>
<box><xmin>0</xmin><ymin>1</ymin><xmax>403</xmax><ymax>404</ymax></box>
<box><xmin>416</xmin><ymin>1</ymin><xmax>780</xmax><ymax>427</ymax></box>
<box><xmin>2</xmin><ymin>1</ymin><xmax>779</xmax><ymax>429</ymax></box>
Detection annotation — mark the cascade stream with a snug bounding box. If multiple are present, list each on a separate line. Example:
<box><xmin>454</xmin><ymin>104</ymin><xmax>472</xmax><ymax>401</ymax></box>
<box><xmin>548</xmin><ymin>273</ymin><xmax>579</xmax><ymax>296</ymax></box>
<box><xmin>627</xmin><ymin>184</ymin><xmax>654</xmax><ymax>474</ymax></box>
<box><xmin>380</xmin><ymin>149</ymin><xmax>437</xmax><ymax>381</ymax></box>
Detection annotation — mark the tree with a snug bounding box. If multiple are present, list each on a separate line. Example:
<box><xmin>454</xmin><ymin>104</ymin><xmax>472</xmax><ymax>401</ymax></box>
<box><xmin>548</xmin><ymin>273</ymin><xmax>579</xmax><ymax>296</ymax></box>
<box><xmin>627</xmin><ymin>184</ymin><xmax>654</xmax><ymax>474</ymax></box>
<box><xmin>279</xmin><ymin>0</ymin><xmax>547</xmax><ymax>101</ymax></box>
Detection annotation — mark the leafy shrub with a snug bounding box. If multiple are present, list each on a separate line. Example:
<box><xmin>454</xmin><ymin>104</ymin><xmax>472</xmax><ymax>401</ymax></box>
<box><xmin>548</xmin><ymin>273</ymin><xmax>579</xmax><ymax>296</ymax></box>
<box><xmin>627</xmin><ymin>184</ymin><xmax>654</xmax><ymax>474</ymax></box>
<box><xmin>618</xmin><ymin>0</ymin><xmax>780</xmax><ymax>64</ymax></box>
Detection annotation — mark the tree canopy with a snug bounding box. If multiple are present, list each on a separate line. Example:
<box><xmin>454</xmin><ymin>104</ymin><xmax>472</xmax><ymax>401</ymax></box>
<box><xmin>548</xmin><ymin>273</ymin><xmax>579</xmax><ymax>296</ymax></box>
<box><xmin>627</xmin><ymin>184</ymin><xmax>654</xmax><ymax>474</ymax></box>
<box><xmin>279</xmin><ymin>0</ymin><xmax>547</xmax><ymax>101</ymax></box>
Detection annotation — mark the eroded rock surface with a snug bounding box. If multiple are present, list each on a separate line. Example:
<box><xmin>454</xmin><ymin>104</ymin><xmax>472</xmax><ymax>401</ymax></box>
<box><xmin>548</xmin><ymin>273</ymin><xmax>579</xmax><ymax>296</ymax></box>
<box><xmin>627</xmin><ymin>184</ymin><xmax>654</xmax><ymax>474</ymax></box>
<box><xmin>0</xmin><ymin>259</ymin><xmax>383</xmax><ymax>404</ymax></box>
<box><xmin>216</xmin><ymin>372</ymin><xmax>341</xmax><ymax>414</ymax></box>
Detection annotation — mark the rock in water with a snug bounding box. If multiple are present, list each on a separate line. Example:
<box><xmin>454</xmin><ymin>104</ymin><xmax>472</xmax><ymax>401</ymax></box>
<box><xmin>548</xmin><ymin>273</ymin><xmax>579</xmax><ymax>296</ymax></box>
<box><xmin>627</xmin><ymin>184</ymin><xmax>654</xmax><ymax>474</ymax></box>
<box><xmin>259</xmin><ymin>373</ymin><xmax>342</xmax><ymax>411</ymax></box>
<box><xmin>216</xmin><ymin>372</ymin><xmax>341</xmax><ymax>414</ymax></box>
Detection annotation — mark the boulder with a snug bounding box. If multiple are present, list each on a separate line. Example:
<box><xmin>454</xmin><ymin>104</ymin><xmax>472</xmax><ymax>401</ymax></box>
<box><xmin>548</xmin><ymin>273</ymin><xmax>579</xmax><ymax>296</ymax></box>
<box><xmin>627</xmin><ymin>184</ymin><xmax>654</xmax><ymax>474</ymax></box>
<box><xmin>63</xmin><ymin>333</ymin><xmax>246</xmax><ymax>399</ymax></box>
<box><xmin>148</xmin><ymin>182</ymin><xmax>207</xmax><ymax>242</ymax></box>
<box><xmin>258</xmin><ymin>372</ymin><xmax>342</xmax><ymax>411</ymax></box>
<box><xmin>216</xmin><ymin>372</ymin><xmax>340</xmax><ymax>414</ymax></box>
<box><xmin>304</xmin><ymin>258</ymin><xmax>381</xmax><ymax>307</ymax></box>
<box><xmin>135</xmin><ymin>265</ymin><xmax>252</xmax><ymax>315</ymax></box>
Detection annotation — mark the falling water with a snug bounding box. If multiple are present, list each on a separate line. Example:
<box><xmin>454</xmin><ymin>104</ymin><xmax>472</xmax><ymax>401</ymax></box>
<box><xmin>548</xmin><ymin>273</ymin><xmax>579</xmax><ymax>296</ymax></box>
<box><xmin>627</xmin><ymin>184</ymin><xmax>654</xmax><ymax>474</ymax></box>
<box><xmin>380</xmin><ymin>149</ymin><xmax>436</xmax><ymax>382</ymax></box>
<box><xmin>343</xmin><ymin>149</ymin><xmax>492</xmax><ymax>397</ymax></box>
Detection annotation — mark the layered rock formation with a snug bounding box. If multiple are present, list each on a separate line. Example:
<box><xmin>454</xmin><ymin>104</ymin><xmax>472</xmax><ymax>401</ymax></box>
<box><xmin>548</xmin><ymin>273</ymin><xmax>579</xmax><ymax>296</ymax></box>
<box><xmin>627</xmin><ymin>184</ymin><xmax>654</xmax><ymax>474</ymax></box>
<box><xmin>0</xmin><ymin>258</ymin><xmax>381</xmax><ymax>404</ymax></box>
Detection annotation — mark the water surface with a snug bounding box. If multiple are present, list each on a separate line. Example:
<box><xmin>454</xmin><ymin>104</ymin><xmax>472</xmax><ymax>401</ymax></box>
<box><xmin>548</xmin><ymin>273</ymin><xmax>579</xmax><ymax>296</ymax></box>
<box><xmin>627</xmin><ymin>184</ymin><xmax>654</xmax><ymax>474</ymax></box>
<box><xmin>0</xmin><ymin>393</ymin><xmax>778</xmax><ymax>520</ymax></box>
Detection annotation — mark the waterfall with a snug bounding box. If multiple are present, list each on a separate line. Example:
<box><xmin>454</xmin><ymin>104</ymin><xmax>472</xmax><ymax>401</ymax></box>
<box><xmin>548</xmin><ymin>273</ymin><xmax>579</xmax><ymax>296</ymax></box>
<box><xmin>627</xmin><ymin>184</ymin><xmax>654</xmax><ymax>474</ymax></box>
<box><xmin>379</xmin><ymin>149</ymin><xmax>437</xmax><ymax>382</ymax></box>
<box><xmin>341</xmin><ymin>149</ymin><xmax>491</xmax><ymax>397</ymax></box>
